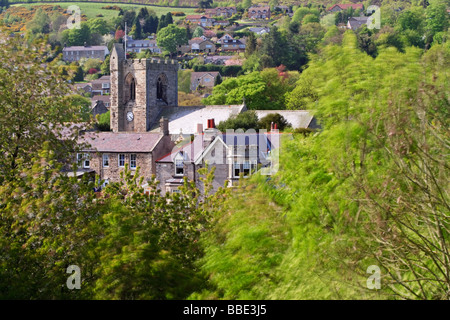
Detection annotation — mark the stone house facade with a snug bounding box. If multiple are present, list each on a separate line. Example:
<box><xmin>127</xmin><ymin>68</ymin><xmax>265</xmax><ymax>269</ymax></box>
<box><xmin>109</xmin><ymin>43</ymin><xmax>178</xmax><ymax>133</ymax></box>
<box><xmin>77</xmin><ymin>119</ymin><xmax>174</xmax><ymax>185</ymax></box>
<box><xmin>62</xmin><ymin>45</ymin><xmax>109</xmax><ymax>62</ymax></box>
<box><xmin>248</xmin><ymin>6</ymin><xmax>271</xmax><ymax>19</ymax></box>
<box><xmin>156</xmin><ymin>121</ymin><xmax>277</xmax><ymax>195</ymax></box>
<box><xmin>205</xmin><ymin>6</ymin><xmax>237</xmax><ymax>18</ymax></box>
<box><xmin>327</xmin><ymin>3</ymin><xmax>364</xmax><ymax>12</ymax></box>
<box><xmin>90</xmin><ymin>75</ymin><xmax>110</xmax><ymax>95</ymax></box>
<box><xmin>222</xmin><ymin>39</ymin><xmax>246</xmax><ymax>52</ymax></box>
<box><xmin>190</xmin><ymin>72</ymin><xmax>221</xmax><ymax>91</ymax></box>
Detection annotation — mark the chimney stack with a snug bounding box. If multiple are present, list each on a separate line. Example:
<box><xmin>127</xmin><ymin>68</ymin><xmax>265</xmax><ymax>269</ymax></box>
<box><xmin>196</xmin><ymin>123</ymin><xmax>203</xmax><ymax>134</ymax></box>
<box><xmin>160</xmin><ymin>117</ymin><xmax>169</xmax><ymax>136</ymax></box>
<box><xmin>204</xmin><ymin>119</ymin><xmax>219</xmax><ymax>148</ymax></box>
<box><xmin>207</xmin><ymin>119</ymin><xmax>215</xmax><ymax>129</ymax></box>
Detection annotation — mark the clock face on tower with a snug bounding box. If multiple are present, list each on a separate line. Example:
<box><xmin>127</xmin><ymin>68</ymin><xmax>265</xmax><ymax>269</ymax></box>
<box><xmin>126</xmin><ymin>111</ymin><xmax>134</xmax><ymax>122</ymax></box>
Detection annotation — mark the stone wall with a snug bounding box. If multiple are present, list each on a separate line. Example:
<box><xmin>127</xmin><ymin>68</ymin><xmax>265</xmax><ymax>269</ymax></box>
<box><xmin>110</xmin><ymin>43</ymin><xmax>179</xmax><ymax>133</ymax></box>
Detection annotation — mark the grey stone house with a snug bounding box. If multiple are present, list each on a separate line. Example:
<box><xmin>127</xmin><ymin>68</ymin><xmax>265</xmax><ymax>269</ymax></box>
<box><xmin>190</xmin><ymin>71</ymin><xmax>221</xmax><ymax>91</ymax></box>
<box><xmin>76</xmin><ymin>118</ymin><xmax>174</xmax><ymax>187</ymax></box>
<box><xmin>156</xmin><ymin>120</ymin><xmax>278</xmax><ymax>195</ymax></box>
<box><xmin>90</xmin><ymin>75</ymin><xmax>110</xmax><ymax>95</ymax></box>
<box><xmin>62</xmin><ymin>45</ymin><xmax>109</xmax><ymax>62</ymax></box>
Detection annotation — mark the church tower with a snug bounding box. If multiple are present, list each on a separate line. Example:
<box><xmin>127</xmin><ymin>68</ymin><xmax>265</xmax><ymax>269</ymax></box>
<box><xmin>110</xmin><ymin>43</ymin><xmax>178</xmax><ymax>133</ymax></box>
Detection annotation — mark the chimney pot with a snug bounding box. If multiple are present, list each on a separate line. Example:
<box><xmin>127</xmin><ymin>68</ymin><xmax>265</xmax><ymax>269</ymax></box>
<box><xmin>160</xmin><ymin>117</ymin><xmax>169</xmax><ymax>136</ymax></box>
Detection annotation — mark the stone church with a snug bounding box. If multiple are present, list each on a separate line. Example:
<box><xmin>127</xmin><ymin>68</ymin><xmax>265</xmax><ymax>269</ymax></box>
<box><xmin>73</xmin><ymin>43</ymin><xmax>317</xmax><ymax>191</ymax></box>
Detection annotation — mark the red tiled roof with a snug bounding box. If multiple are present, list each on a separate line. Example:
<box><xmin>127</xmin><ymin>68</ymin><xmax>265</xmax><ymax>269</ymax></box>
<box><xmin>80</xmin><ymin>132</ymin><xmax>162</xmax><ymax>153</ymax></box>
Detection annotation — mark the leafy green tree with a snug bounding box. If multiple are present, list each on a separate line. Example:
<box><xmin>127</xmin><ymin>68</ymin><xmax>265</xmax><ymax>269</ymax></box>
<box><xmin>258</xmin><ymin>113</ymin><xmax>290</xmax><ymax>131</ymax></box>
<box><xmin>165</xmin><ymin>12</ymin><xmax>174</xmax><ymax>25</ymax></box>
<box><xmin>101</xmin><ymin>55</ymin><xmax>111</xmax><ymax>75</ymax></box>
<box><xmin>245</xmin><ymin>32</ymin><xmax>257</xmax><ymax>57</ymax></box>
<box><xmin>291</xmin><ymin>7</ymin><xmax>310</xmax><ymax>23</ymax></box>
<box><xmin>133</xmin><ymin>17</ymin><xmax>143</xmax><ymax>39</ymax></box>
<box><xmin>269</xmin><ymin>0</ymin><xmax>279</xmax><ymax>11</ymax></box>
<box><xmin>144</xmin><ymin>15</ymin><xmax>159</xmax><ymax>34</ymax></box>
<box><xmin>199</xmin><ymin>0</ymin><xmax>213</xmax><ymax>9</ymax></box>
<box><xmin>0</xmin><ymin>36</ymin><xmax>87</xmax><ymax>183</ymax></box>
<box><xmin>217</xmin><ymin>110</ymin><xmax>260</xmax><ymax>131</ymax></box>
<box><xmin>202</xmin><ymin>72</ymin><xmax>268</xmax><ymax>109</ymax></box>
<box><xmin>157</xmin><ymin>24</ymin><xmax>188</xmax><ymax>54</ymax></box>
<box><xmin>242</xmin><ymin>0</ymin><xmax>252</xmax><ymax>10</ymax></box>
<box><xmin>193</xmin><ymin>26</ymin><xmax>204</xmax><ymax>38</ymax></box>
<box><xmin>96</xmin><ymin>110</ymin><xmax>110</xmax><ymax>131</ymax></box>
<box><xmin>0</xmin><ymin>0</ymin><xmax>9</xmax><ymax>10</ymax></box>
<box><xmin>61</xmin><ymin>23</ymin><xmax>91</xmax><ymax>46</ymax></box>
<box><xmin>26</xmin><ymin>8</ymin><xmax>51</xmax><ymax>34</ymax></box>
<box><xmin>87</xmin><ymin>18</ymin><xmax>110</xmax><ymax>36</ymax></box>
<box><xmin>157</xmin><ymin>14</ymin><xmax>167</xmax><ymax>32</ymax></box>
<box><xmin>425</xmin><ymin>0</ymin><xmax>449</xmax><ymax>35</ymax></box>
<box><xmin>302</xmin><ymin>13</ymin><xmax>319</xmax><ymax>24</ymax></box>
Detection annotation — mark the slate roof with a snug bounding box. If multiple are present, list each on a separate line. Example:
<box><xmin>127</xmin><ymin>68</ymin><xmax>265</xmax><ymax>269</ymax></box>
<box><xmin>347</xmin><ymin>16</ymin><xmax>369</xmax><ymax>29</ymax></box>
<box><xmin>327</xmin><ymin>3</ymin><xmax>364</xmax><ymax>11</ymax></box>
<box><xmin>157</xmin><ymin>132</ymin><xmax>274</xmax><ymax>163</ymax></box>
<box><xmin>79</xmin><ymin>132</ymin><xmax>162</xmax><ymax>153</ymax></box>
<box><xmin>90</xmin><ymin>75</ymin><xmax>110</xmax><ymax>84</ymax></box>
<box><xmin>253</xmin><ymin>110</ymin><xmax>317</xmax><ymax>129</ymax></box>
<box><xmin>63</xmin><ymin>45</ymin><xmax>108</xmax><ymax>52</ymax></box>
<box><xmin>150</xmin><ymin>104</ymin><xmax>247</xmax><ymax>135</ymax></box>
<box><xmin>191</xmin><ymin>71</ymin><xmax>220</xmax><ymax>82</ymax></box>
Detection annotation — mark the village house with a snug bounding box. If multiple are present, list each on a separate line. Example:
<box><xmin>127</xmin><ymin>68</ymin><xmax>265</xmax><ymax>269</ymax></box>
<box><xmin>74</xmin><ymin>83</ymin><xmax>92</xmax><ymax>96</ymax></box>
<box><xmin>178</xmin><ymin>38</ymin><xmax>216</xmax><ymax>54</ymax></box>
<box><xmin>218</xmin><ymin>33</ymin><xmax>234</xmax><ymax>44</ymax></box>
<box><xmin>205</xmin><ymin>6</ymin><xmax>237</xmax><ymax>18</ymax></box>
<box><xmin>91</xmin><ymin>95</ymin><xmax>111</xmax><ymax>109</ymax></box>
<box><xmin>222</xmin><ymin>38</ymin><xmax>246</xmax><ymax>52</ymax></box>
<box><xmin>91</xmin><ymin>99</ymin><xmax>109</xmax><ymax>117</ymax></box>
<box><xmin>156</xmin><ymin>120</ymin><xmax>278</xmax><ymax>195</ymax></box>
<box><xmin>204</xmin><ymin>55</ymin><xmax>234</xmax><ymax>65</ymax></box>
<box><xmin>190</xmin><ymin>71</ymin><xmax>221</xmax><ymax>91</ymax></box>
<box><xmin>248</xmin><ymin>6</ymin><xmax>271</xmax><ymax>19</ymax></box>
<box><xmin>77</xmin><ymin>118</ymin><xmax>174</xmax><ymax>187</ymax></box>
<box><xmin>90</xmin><ymin>75</ymin><xmax>110</xmax><ymax>95</ymax></box>
<box><xmin>126</xmin><ymin>37</ymin><xmax>161</xmax><ymax>54</ymax></box>
<box><xmin>327</xmin><ymin>3</ymin><xmax>364</xmax><ymax>12</ymax></box>
<box><xmin>71</xmin><ymin>43</ymin><xmax>317</xmax><ymax>193</ymax></box>
<box><xmin>213</xmin><ymin>20</ymin><xmax>230</xmax><ymax>27</ymax></box>
<box><xmin>249</xmin><ymin>27</ymin><xmax>270</xmax><ymax>36</ymax></box>
<box><xmin>347</xmin><ymin>16</ymin><xmax>370</xmax><ymax>30</ymax></box>
<box><xmin>185</xmin><ymin>15</ymin><xmax>216</xmax><ymax>27</ymax></box>
<box><xmin>62</xmin><ymin>45</ymin><xmax>109</xmax><ymax>62</ymax></box>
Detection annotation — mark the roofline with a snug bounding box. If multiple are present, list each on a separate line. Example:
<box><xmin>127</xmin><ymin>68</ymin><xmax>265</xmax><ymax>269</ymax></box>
<box><xmin>155</xmin><ymin>139</ymin><xmax>195</xmax><ymax>162</ymax></box>
<box><xmin>194</xmin><ymin>135</ymin><xmax>228</xmax><ymax>165</ymax></box>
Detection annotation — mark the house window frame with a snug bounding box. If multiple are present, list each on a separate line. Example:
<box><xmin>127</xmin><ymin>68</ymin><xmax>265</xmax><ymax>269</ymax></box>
<box><xmin>233</xmin><ymin>161</ymin><xmax>241</xmax><ymax>178</ymax></box>
<box><xmin>102</xmin><ymin>154</ymin><xmax>109</xmax><ymax>168</ymax></box>
<box><xmin>243</xmin><ymin>160</ymin><xmax>251</xmax><ymax>177</ymax></box>
<box><xmin>118</xmin><ymin>154</ymin><xmax>125</xmax><ymax>167</ymax></box>
<box><xmin>175</xmin><ymin>158</ymin><xmax>184</xmax><ymax>176</ymax></box>
<box><xmin>130</xmin><ymin>154</ymin><xmax>137</xmax><ymax>169</ymax></box>
<box><xmin>83</xmin><ymin>153</ymin><xmax>90</xmax><ymax>168</ymax></box>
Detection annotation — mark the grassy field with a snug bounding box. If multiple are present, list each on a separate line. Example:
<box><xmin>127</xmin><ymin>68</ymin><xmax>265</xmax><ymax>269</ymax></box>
<box><xmin>13</xmin><ymin>2</ymin><xmax>197</xmax><ymax>20</ymax></box>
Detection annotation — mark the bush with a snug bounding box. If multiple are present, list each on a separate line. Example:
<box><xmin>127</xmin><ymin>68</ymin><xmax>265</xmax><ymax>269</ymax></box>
<box><xmin>193</xmin><ymin>65</ymin><xmax>242</xmax><ymax>77</ymax></box>
<box><xmin>96</xmin><ymin>110</ymin><xmax>110</xmax><ymax>131</ymax></box>
<box><xmin>217</xmin><ymin>111</ymin><xmax>260</xmax><ymax>131</ymax></box>
<box><xmin>258</xmin><ymin>113</ymin><xmax>290</xmax><ymax>131</ymax></box>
